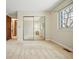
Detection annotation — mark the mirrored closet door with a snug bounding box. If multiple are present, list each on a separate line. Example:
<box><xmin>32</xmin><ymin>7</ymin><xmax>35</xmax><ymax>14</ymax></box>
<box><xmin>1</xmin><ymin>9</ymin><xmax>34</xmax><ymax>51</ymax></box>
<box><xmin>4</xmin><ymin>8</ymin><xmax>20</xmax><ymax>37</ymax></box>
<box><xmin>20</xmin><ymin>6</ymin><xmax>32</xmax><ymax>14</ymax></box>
<box><xmin>23</xmin><ymin>16</ymin><xmax>45</xmax><ymax>40</ymax></box>
<box><xmin>34</xmin><ymin>17</ymin><xmax>45</xmax><ymax>40</ymax></box>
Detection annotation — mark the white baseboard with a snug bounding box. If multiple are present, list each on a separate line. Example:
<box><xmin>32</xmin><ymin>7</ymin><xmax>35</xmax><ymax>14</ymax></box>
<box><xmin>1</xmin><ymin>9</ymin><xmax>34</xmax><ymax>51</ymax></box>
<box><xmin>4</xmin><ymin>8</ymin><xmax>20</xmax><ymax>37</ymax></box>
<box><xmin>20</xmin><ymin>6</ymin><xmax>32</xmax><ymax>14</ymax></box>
<box><xmin>48</xmin><ymin>39</ymin><xmax>73</xmax><ymax>52</ymax></box>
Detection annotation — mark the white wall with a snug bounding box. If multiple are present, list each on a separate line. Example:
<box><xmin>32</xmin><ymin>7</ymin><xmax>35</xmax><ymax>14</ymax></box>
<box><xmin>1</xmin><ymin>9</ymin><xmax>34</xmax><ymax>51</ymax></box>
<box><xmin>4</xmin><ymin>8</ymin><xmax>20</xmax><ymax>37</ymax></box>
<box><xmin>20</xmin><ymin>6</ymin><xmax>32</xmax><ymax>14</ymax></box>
<box><xmin>50</xmin><ymin>0</ymin><xmax>73</xmax><ymax>51</ymax></box>
<box><xmin>17</xmin><ymin>11</ymin><xmax>52</xmax><ymax>41</ymax></box>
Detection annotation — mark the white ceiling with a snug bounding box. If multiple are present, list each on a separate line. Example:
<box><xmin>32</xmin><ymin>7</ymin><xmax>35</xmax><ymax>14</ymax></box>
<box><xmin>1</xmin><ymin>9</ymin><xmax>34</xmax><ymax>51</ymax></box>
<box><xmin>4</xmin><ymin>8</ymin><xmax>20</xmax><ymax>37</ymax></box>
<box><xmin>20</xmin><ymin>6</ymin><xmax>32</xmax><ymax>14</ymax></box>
<box><xmin>6</xmin><ymin>0</ymin><xmax>64</xmax><ymax>17</ymax></box>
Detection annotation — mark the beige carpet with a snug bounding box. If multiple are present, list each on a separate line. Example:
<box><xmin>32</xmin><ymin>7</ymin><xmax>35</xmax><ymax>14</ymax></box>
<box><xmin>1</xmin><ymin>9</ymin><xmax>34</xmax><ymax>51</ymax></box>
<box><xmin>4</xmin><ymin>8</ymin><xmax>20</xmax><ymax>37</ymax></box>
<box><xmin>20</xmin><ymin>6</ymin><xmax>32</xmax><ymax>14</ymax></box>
<box><xmin>6</xmin><ymin>40</ymin><xmax>72</xmax><ymax>59</ymax></box>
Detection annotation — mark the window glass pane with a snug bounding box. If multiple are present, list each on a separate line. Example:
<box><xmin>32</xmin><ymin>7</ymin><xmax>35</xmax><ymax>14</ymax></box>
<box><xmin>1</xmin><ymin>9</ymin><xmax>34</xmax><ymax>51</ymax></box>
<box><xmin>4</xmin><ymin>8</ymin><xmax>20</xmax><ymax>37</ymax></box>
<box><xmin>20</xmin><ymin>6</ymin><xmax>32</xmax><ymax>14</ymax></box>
<box><xmin>59</xmin><ymin>4</ymin><xmax>73</xmax><ymax>29</ymax></box>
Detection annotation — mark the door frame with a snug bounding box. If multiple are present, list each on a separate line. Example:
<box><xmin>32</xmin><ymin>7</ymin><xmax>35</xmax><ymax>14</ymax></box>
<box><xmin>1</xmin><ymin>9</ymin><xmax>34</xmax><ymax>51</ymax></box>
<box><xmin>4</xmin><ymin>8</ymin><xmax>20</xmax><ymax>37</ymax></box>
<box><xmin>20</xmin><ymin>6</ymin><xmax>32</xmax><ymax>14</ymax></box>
<box><xmin>23</xmin><ymin>16</ymin><xmax>46</xmax><ymax>40</ymax></box>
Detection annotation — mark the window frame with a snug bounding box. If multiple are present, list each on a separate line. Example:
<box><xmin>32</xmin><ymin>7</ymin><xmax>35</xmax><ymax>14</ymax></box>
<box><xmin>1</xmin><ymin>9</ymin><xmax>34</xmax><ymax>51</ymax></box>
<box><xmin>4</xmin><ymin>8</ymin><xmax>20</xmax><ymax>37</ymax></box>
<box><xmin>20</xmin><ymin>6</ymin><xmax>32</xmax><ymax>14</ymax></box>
<box><xmin>58</xmin><ymin>3</ymin><xmax>73</xmax><ymax>30</ymax></box>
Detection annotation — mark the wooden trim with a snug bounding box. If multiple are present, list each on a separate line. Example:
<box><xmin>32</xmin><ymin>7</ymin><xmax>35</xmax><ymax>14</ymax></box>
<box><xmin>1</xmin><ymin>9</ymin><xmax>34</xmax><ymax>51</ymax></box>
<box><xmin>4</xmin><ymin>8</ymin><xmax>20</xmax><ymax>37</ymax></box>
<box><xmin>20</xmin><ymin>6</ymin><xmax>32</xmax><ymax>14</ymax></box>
<box><xmin>6</xmin><ymin>15</ymin><xmax>11</xmax><ymax>40</ymax></box>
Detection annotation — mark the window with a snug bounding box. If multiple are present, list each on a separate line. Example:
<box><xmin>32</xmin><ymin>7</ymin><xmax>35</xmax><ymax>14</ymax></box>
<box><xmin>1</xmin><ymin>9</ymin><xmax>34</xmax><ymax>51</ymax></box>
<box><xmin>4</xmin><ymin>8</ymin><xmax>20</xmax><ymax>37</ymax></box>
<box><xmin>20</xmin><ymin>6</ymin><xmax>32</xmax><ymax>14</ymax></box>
<box><xmin>59</xmin><ymin>4</ymin><xmax>73</xmax><ymax>29</ymax></box>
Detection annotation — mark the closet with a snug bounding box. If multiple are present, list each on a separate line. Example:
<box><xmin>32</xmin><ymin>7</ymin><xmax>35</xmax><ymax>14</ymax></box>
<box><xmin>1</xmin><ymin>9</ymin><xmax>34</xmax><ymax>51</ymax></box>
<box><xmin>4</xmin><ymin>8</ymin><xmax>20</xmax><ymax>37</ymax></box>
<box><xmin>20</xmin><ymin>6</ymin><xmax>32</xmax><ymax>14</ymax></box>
<box><xmin>23</xmin><ymin>16</ymin><xmax>45</xmax><ymax>40</ymax></box>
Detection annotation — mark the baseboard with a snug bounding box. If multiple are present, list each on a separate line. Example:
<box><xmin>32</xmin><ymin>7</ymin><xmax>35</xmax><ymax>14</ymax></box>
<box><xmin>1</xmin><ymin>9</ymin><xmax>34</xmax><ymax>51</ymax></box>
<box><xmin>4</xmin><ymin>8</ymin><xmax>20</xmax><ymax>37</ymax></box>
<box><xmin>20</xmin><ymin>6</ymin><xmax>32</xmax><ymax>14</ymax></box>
<box><xmin>48</xmin><ymin>39</ymin><xmax>73</xmax><ymax>52</ymax></box>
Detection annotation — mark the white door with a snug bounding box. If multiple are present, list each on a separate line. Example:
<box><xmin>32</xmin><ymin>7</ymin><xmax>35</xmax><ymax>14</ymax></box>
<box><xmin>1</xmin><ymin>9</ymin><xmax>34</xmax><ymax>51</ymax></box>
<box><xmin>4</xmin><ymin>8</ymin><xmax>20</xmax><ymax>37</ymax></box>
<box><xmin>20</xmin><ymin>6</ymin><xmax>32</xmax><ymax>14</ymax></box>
<box><xmin>23</xmin><ymin>17</ymin><xmax>34</xmax><ymax>40</ymax></box>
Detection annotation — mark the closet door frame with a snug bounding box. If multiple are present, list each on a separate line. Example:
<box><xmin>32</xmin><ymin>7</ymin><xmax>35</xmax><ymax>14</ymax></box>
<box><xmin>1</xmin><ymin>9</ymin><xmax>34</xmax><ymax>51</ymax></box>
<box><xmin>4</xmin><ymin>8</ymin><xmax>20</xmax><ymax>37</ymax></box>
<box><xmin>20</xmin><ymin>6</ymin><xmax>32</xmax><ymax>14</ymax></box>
<box><xmin>23</xmin><ymin>16</ymin><xmax>46</xmax><ymax>40</ymax></box>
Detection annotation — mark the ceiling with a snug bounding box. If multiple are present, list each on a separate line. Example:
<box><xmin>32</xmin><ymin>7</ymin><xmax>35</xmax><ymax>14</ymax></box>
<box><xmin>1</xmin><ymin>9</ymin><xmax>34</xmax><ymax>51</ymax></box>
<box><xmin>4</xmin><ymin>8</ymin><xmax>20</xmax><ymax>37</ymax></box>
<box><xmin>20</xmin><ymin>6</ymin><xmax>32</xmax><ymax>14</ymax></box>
<box><xmin>6</xmin><ymin>0</ymin><xmax>64</xmax><ymax>17</ymax></box>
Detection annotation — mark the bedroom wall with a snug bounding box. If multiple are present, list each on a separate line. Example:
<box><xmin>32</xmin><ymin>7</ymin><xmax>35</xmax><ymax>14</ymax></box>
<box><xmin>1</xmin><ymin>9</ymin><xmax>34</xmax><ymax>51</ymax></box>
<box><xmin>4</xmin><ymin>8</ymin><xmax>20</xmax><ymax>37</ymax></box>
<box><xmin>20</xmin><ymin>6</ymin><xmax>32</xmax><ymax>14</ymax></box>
<box><xmin>17</xmin><ymin>11</ymin><xmax>52</xmax><ymax>41</ymax></box>
<box><xmin>50</xmin><ymin>0</ymin><xmax>73</xmax><ymax>51</ymax></box>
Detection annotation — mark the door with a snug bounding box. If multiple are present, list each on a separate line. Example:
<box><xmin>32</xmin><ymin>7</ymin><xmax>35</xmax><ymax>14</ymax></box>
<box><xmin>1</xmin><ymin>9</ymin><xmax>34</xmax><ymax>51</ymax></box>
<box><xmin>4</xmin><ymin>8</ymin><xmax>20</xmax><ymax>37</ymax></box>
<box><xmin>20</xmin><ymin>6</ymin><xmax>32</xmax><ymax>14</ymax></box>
<box><xmin>23</xmin><ymin>17</ymin><xmax>34</xmax><ymax>40</ymax></box>
<box><xmin>23</xmin><ymin>16</ymin><xmax>45</xmax><ymax>40</ymax></box>
<box><xmin>6</xmin><ymin>15</ymin><xmax>11</xmax><ymax>40</ymax></box>
<box><xmin>34</xmin><ymin>17</ymin><xmax>45</xmax><ymax>40</ymax></box>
